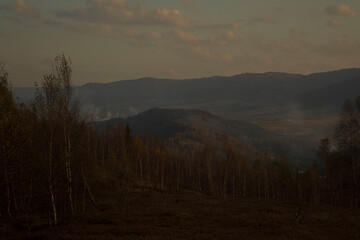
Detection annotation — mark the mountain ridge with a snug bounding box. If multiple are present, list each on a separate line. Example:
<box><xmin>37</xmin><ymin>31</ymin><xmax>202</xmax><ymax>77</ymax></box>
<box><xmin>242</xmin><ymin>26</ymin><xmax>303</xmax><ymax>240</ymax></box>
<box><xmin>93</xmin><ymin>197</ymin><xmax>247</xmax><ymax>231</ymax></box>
<box><xmin>12</xmin><ymin>68</ymin><xmax>360</xmax><ymax>149</ymax></box>
<box><xmin>81</xmin><ymin>68</ymin><xmax>360</xmax><ymax>87</ymax></box>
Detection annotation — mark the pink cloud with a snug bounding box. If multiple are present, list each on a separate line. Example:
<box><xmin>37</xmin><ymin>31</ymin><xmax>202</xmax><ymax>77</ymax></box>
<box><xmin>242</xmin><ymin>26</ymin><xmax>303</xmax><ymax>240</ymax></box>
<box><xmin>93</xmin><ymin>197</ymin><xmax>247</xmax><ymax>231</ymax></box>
<box><xmin>195</xmin><ymin>22</ymin><xmax>240</xmax><ymax>29</ymax></box>
<box><xmin>290</xmin><ymin>27</ymin><xmax>311</xmax><ymax>38</ymax></box>
<box><xmin>193</xmin><ymin>46</ymin><xmax>233</xmax><ymax>64</ymax></box>
<box><xmin>326</xmin><ymin>20</ymin><xmax>342</xmax><ymax>28</ymax></box>
<box><xmin>246</xmin><ymin>52</ymin><xmax>271</xmax><ymax>65</ymax></box>
<box><xmin>252</xmin><ymin>16</ymin><xmax>277</xmax><ymax>24</ymax></box>
<box><xmin>171</xmin><ymin>29</ymin><xmax>202</xmax><ymax>43</ymax></box>
<box><xmin>53</xmin><ymin>0</ymin><xmax>190</xmax><ymax>27</ymax></box>
<box><xmin>0</xmin><ymin>0</ymin><xmax>40</xmax><ymax>18</ymax></box>
<box><xmin>325</xmin><ymin>4</ymin><xmax>356</xmax><ymax>19</ymax></box>
<box><xmin>63</xmin><ymin>22</ymin><xmax>162</xmax><ymax>44</ymax></box>
<box><xmin>208</xmin><ymin>31</ymin><xmax>241</xmax><ymax>46</ymax></box>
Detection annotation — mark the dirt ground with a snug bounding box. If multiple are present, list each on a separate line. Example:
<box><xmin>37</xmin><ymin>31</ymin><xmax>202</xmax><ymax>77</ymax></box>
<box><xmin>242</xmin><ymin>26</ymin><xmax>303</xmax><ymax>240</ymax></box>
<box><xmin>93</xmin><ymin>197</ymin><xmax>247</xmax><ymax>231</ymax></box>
<box><xmin>2</xmin><ymin>186</ymin><xmax>360</xmax><ymax>240</ymax></box>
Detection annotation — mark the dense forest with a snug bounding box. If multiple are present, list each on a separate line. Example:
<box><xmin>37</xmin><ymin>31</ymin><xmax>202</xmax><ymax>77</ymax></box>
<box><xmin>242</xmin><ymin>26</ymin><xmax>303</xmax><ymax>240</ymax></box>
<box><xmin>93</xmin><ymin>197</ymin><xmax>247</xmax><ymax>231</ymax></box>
<box><xmin>0</xmin><ymin>55</ymin><xmax>359</xmax><ymax>228</ymax></box>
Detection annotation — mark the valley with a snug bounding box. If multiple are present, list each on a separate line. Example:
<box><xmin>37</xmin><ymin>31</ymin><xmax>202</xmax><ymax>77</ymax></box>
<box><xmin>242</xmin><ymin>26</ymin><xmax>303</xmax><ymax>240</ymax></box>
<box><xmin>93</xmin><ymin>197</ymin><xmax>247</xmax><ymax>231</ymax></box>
<box><xmin>13</xmin><ymin>68</ymin><xmax>360</xmax><ymax>168</ymax></box>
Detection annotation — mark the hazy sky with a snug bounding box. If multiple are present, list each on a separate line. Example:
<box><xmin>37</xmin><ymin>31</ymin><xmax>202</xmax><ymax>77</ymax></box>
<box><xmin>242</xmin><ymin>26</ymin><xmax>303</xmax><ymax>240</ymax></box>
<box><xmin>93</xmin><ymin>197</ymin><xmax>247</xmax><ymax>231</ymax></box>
<box><xmin>1</xmin><ymin>0</ymin><xmax>360</xmax><ymax>86</ymax></box>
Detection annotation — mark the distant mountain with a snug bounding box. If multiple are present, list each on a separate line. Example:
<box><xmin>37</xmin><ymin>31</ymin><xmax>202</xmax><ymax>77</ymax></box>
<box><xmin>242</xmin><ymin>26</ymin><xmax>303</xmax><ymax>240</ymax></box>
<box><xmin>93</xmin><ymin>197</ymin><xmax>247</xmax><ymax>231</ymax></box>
<box><xmin>13</xmin><ymin>68</ymin><xmax>360</xmax><ymax>117</ymax></box>
<box><xmin>12</xmin><ymin>87</ymin><xmax>36</xmax><ymax>104</ymax></box>
<box><xmin>298</xmin><ymin>76</ymin><xmax>360</xmax><ymax>111</ymax></box>
<box><xmin>73</xmin><ymin>68</ymin><xmax>360</xmax><ymax>118</ymax></box>
<box><xmin>98</xmin><ymin>108</ymin><xmax>316</xmax><ymax>167</ymax></box>
<box><xmin>13</xmin><ymin>68</ymin><xmax>360</xmax><ymax>151</ymax></box>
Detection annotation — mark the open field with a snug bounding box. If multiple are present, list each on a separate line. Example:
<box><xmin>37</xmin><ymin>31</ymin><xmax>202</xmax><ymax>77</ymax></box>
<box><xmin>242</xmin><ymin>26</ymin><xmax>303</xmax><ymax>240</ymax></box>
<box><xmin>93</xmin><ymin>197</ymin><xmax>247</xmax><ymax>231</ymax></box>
<box><xmin>2</xmin><ymin>185</ymin><xmax>360</xmax><ymax>240</ymax></box>
<box><xmin>222</xmin><ymin>106</ymin><xmax>338</xmax><ymax>144</ymax></box>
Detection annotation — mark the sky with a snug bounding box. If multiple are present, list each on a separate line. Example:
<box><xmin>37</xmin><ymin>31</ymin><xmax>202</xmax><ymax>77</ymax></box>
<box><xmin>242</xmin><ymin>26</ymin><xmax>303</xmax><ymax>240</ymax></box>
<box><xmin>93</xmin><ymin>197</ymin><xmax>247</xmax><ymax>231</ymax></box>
<box><xmin>0</xmin><ymin>0</ymin><xmax>360</xmax><ymax>87</ymax></box>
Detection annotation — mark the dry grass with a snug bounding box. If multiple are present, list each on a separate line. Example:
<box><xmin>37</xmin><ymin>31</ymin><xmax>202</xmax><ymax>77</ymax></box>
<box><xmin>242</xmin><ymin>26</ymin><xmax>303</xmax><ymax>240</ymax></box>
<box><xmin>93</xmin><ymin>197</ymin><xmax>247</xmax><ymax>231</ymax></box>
<box><xmin>2</xmin><ymin>186</ymin><xmax>360</xmax><ymax>240</ymax></box>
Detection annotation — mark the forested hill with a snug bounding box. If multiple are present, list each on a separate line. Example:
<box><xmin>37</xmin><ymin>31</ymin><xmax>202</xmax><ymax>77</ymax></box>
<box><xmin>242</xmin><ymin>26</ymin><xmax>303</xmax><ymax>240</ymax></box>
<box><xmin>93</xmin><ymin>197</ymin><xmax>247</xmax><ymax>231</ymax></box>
<box><xmin>97</xmin><ymin>108</ymin><xmax>316</xmax><ymax>167</ymax></box>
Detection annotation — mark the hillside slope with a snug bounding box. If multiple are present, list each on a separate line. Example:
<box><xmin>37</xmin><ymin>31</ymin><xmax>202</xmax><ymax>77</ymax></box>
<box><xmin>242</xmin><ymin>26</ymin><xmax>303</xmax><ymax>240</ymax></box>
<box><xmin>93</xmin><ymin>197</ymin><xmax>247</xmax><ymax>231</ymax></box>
<box><xmin>98</xmin><ymin>108</ymin><xmax>316</xmax><ymax>166</ymax></box>
<box><xmin>299</xmin><ymin>77</ymin><xmax>360</xmax><ymax>111</ymax></box>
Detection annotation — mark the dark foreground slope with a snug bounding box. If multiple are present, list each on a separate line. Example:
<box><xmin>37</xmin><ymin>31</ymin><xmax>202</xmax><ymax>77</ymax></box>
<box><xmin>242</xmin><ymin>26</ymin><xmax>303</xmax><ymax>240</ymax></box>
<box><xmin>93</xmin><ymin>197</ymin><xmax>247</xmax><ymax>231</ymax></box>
<box><xmin>3</xmin><ymin>186</ymin><xmax>360</xmax><ymax>240</ymax></box>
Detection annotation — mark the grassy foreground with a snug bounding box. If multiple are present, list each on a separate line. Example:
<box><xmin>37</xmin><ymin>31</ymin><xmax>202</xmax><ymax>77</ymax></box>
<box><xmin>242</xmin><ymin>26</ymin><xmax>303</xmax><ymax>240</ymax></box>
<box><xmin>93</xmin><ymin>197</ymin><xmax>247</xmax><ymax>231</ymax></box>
<box><xmin>2</xmin><ymin>185</ymin><xmax>360</xmax><ymax>240</ymax></box>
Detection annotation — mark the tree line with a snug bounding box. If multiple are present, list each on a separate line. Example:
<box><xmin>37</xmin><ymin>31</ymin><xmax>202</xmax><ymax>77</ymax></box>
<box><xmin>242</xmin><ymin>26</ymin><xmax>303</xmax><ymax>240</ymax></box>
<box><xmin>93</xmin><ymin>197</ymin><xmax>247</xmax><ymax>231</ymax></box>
<box><xmin>317</xmin><ymin>97</ymin><xmax>360</xmax><ymax>207</ymax></box>
<box><xmin>0</xmin><ymin>55</ymin><xmax>359</xmax><ymax>226</ymax></box>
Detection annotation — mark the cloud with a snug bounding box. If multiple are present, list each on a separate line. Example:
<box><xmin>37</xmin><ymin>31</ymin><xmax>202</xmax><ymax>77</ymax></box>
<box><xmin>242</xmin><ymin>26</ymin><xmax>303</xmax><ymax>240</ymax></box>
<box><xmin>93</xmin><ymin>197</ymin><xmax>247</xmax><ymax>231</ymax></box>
<box><xmin>145</xmin><ymin>31</ymin><xmax>162</xmax><ymax>40</ymax></box>
<box><xmin>151</xmin><ymin>8</ymin><xmax>190</xmax><ymax>27</ymax></box>
<box><xmin>314</xmin><ymin>36</ymin><xmax>360</xmax><ymax>56</ymax></box>
<box><xmin>290</xmin><ymin>27</ymin><xmax>311</xmax><ymax>38</ymax></box>
<box><xmin>326</xmin><ymin>19</ymin><xmax>342</xmax><ymax>28</ymax></box>
<box><xmin>62</xmin><ymin>22</ymin><xmax>113</xmax><ymax>38</ymax></box>
<box><xmin>181</xmin><ymin>0</ymin><xmax>197</xmax><ymax>10</ymax></box>
<box><xmin>53</xmin><ymin>0</ymin><xmax>190</xmax><ymax>27</ymax></box>
<box><xmin>252</xmin><ymin>16</ymin><xmax>277</xmax><ymax>24</ymax></box>
<box><xmin>52</xmin><ymin>0</ymin><xmax>244</xmax><ymax>32</ymax></box>
<box><xmin>0</xmin><ymin>0</ymin><xmax>40</xmax><ymax>18</ymax></box>
<box><xmin>168</xmin><ymin>29</ymin><xmax>241</xmax><ymax>47</ymax></box>
<box><xmin>246</xmin><ymin>52</ymin><xmax>271</xmax><ymax>65</ymax></box>
<box><xmin>62</xmin><ymin>21</ymin><xmax>162</xmax><ymax>45</ymax></box>
<box><xmin>208</xmin><ymin>31</ymin><xmax>241</xmax><ymax>46</ymax></box>
<box><xmin>325</xmin><ymin>4</ymin><xmax>356</xmax><ymax>19</ymax></box>
<box><xmin>327</xmin><ymin>37</ymin><xmax>360</xmax><ymax>54</ymax></box>
<box><xmin>244</xmin><ymin>35</ymin><xmax>292</xmax><ymax>52</ymax></box>
<box><xmin>3</xmin><ymin>15</ymin><xmax>23</xmax><ymax>23</ymax></box>
<box><xmin>170</xmin><ymin>29</ymin><xmax>202</xmax><ymax>44</ymax></box>
<box><xmin>192</xmin><ymin>46</ymin><xmax>233</xmax><ymax>64</ymax></box>
<box><xmin>116</xmin><ymin>27</ymin><xmax>163</xmax><ymax>41</ymax></box>
<box><xmin>195</xmin><ymin>22</ymin><xmax>240</xmax><ymax>29</ymax></box>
